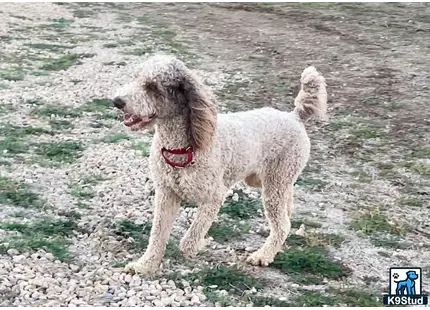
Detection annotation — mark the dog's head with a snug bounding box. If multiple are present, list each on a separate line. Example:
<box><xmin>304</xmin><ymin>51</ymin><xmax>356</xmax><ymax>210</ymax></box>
<box><xmin>406</xmin><ymin>271</ymin><xmax>418</xmax><ymax>280</ymax></box>
<box><xmin>112</xmin><ymin>54</ymin><xmax>217</xmax><ymax>150</ymax></box>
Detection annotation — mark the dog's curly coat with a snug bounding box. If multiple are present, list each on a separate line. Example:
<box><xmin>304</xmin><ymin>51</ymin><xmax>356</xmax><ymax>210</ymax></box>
<box><xmin>113</xmin><ymin>54</ymin><xmax>327</xmax><ymax>275</ymax></box>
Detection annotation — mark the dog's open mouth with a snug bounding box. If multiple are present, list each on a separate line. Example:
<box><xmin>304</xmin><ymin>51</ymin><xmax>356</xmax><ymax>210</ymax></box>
<box><xmin>124</xmin><ymin>113</ymin><xmax>156</xmax><ymax>130</ymax></box>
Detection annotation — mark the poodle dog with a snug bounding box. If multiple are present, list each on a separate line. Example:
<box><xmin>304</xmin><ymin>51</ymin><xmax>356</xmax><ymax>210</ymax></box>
<box><xmin>112</xmin><ymin>54</ymin><xmax>327</xmax><ymax>275</ymax></box>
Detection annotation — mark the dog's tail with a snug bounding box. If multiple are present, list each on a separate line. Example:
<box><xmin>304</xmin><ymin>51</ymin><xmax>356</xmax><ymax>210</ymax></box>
<box><xmin>293</xmin><ymin>66</ymin><xmax>328</xmax><ymax>122</ymax></box>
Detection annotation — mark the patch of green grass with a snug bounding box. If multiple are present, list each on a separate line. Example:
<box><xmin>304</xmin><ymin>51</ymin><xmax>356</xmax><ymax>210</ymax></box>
<box><xmin>0</xmin><ymin>67</ymin><xmax>25</xmax><ymax>81</ymax></box>
<box><xmin>32</xmin><ymin>104</ymin><xmax>82</xmax><ymax>118</ymax></box>
<box><xmin>247</xmin><ymin>295</ymin><xmax>290</xmax><ymax>307</ymax></box>
<box><xmin>350</xmin><ymin>210</ymin><xmax>410</xmax><ymax>236</ymax></box>
<box><xmin>287</xmin><ymin>232</ymin><xmax>345</xmax><ymax>248</ymax></box>
<box><xmin>50</xmin><ymin>18</ymin><xmax>73</xmax><ymax>28</ymax></box>
<box><xmin>49</xmin><ymin>119</ymin><xmax>74</xmax><ymax>130</ymax></box>
<box><xmin>0</xmin><ymin>160</ymin><xmax>12</xmax><ymax>167</ymax></box>
<box><xmin>25</xmin><ymin>99</ymin><xmax>44</xmax><ymax>106</ymax></box>
<box><xmin>168</xmin><ymin>265</ymin><xmax>265</xmax><ymax>306</ymax></box>
<box><xmin>0</xmin><ymin>103</ymin><xmax>15</xmax><ymax>113</ymax></box>
<box><xmin>194</xmin><ymin>265</ymin><xmax>265</xmax><ymax>293</ymax></box>
<box><xmin>34</xmin><ymin>141</ymin><xmax>85</xmax><ymax>164</ymax></box>
<box><xmin>39</xmin><ymin>53</ymin><xmax>93</xmax><ymax>71</ymax></box>
<box><xmin>377</xmin><ymin>162</ymin><xmax>400</xmax><ymax>179</ymax></box>
<box><xmin>115</xmin><ymin>220</ymin><xmax>179</xmax><ymax>257</ymax></box>
<box><xmin>0</xmin><ymin>218</ymin><xmax>77</xmax><ymax>237</ymax></box>
<box><xmin>370</xmin><ymin>234</ymin><xmax>411</xmax><ymax>249</ymax></box>
<box><xmin>81</xmin><ymin>173</ymin><xmax>106</xmax><ymax>185</ymax></box>
<box><xmin>133</xmin><ymin>141</ymin><xmax>150</xmax><ymax>157</ymax></box>
<box><xmin>295</xmin><ymin>177</ymin><xmax>328</xmax><ymax>191</ymax></box>
<box><xmin>208</xmin><ymin>219</ymin><xmax>250</xmax><ymax>243</ymax></box>
<box><xmin>0</xmin><ymin>176</ymin><xmax>46</xmax><ymax>209</ymax></box>
<box><xmin>352</xmin><ymin>169</ymin><xmax>373</xmax><ymax>182</ymax></box>
<box><xmin>73</xmin><ymin>9</ymin><xmax>94</xmax><ymax>18</ymax></box>
<box><xmin>327</xmin><ymin>118</ymin><xmax>356</xmax><ymax>131</ymax></box>
<box><xmin>291</xmin><ymin>218</ymin><xmax>323</xmax><ymax>229</ymax></box>
<box><xmin>281</xmin><ymin>288</ymin><xmax>380</xmax><ymax>307</ymax></box>
<box><xmin>70</xmin><ymin>187</ymin><xmax>95</xmax><ymax>199</ymax></box>
<box><xmin>103</xmin><ymin>43</ymin><xmax>119</xmax><ymax>48</ymax></box>
<box><xmin>111</xmin><ymin>260</ymin><xmax>127</xmax><ymax>268</ymax></box>
<box><xmin>0</xmin><ymin>218</ymin><xmax>77</xmax><ymax>261</ymax></box>
<box><xmin>76</xmin><ymin>202</ymin><xmax>90</xmax><ymax>209</ymax></box>
<box><xmin>0</xmin><ymin>125</ymin><xmax>54</xmax><ymax>138</ymax></box>
<box><xmin>24</xmin><ymin>43</ymin><xmax>75</xmax><ymax>52</ymax></box>
<box><xmin>0</xmin><ymin>125</ymin><xmax>54</xmax><ymax>160</ymax></box>
<box><xmin>69</xmin><ymin>173</ymin><xmax>105</xmax><ymax>200</ymax></box>
<box><xmin>400</xmin><ymin>197</ymin><xmax>422</xmax><ymax>207</ymax></box>
<box><xmin>407</xmin><ymin>162</ymin><xmax>430</xmax><ymax>176</ymax></box>
<box><xmin>34</xmin><ymin>100</ymin><xmax>115</xmax><ymax>121</ymax></box>
<box><xmin>350</xmin><ymin>126</ymin><xmax>385</xmax><ymax>139</ymax></box>
<box><xmin>411</xmin><ymin>147</ymin><xmax>430</xmax><ymax>159</ymax></box>
<box><xmin>59</xmin><ymin>210</ymin><xmax>82</xmax><ymax>220</ymax></box>
<box><xmin>364</xmin><ymin>96</ymin><xmax>382</xmax><ymax>105</ymax></box>
<box><xmin>123</xmin><ymin>47</ymin><xmax>154</xmax><ymax>56</ymax></box>
<box><xmin>78</xmin><ymin>99</ymin><xmax>117</xmax><ymax>119</ymax></box>
<box><xmin>0</xmin><ymin>137</ymin><xmax>30</xmax><ymax>157</ymax></box>
<box><xmin>0</xmin><ymin>237</ymin><xmax>71</xmax><ymax>262</ymax></box>
<box><xmin>389</xmin><ymin>101</ymin><xmax>407</xmax><ymax>110</ymax></box>
<box><xmin>270</xmin><ymin>247</ymin><xmax>350</xmax><ymax>282</ymax></box>
<box><xmin>219</xmin><ymin>190</ymin><xmax>261</xmax><ymax>219</ymax></box>
<box><xmin>101</xmin><ymin>133</ymin><xmax>130</xmax><ymax>143</ymax></box>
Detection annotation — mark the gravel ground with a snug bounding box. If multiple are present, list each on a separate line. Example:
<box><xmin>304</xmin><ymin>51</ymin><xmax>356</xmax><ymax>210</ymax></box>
<box><xmin>1</xmin><ymin>2</ymin><xmax>429</xmax><ymax>307</ymax></box>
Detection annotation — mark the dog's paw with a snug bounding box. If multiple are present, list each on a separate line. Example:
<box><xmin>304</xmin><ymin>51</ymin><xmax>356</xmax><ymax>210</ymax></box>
<box><xmin>246</xmin><ymin>250</ymin><xmax>274</xmax><ymax>267</ymax></box>
<box><xmin>180</xmin><ymin>236</ymin><xmax>208</xmax><ymax>258</ymax></box>
<box><xmin>124</xmin><ymin>261</ymin><xmax>159</xmax><ymax>275</ymax></box>
<box><xmin>179</xmin><ymin>240</ymin><xmax>199</xmax><ymax>258</ymax></box>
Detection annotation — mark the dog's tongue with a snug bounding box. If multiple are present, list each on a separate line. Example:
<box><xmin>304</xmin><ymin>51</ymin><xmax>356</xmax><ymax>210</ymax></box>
<box><xmin>124</xmin><ymin>115</ymin><xmax>152</xmax><ymax>127</ymax></box>
<box><xmin>124</xmin><ymin>115</ymin><xmax>141</xmax><ymax>127</ymax></box>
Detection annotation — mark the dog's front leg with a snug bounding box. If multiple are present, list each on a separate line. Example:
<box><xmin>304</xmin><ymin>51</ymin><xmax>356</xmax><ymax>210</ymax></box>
<box><xmin>180</xmin><ymin>200</ymin><xmax>223</xmax><ymax>257</ymax></box>
<box><xmin>125</xmin><ymin>189</ymin><xmax>180</xmax><ymax>275</ymax></box>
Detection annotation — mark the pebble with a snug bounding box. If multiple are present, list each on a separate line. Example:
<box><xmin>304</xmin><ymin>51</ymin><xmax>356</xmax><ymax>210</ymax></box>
<box><xmin>7</xmin><ymin>249</ymin><xmax>20</xmax><ymax>256</ymax></box>
<box><xmin>69</xmin><ymin>264</ymin><xmax>80</xmax><ymax>272</ymax></box>
<box><xmin>152</xmin><ymin>299</ymin><xmax>165</xmax><ymax>307</ymax></box>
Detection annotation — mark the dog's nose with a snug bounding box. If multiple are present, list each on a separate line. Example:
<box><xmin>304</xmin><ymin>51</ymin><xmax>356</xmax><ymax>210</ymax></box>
<box><xmin>112</xmin><ymin>97</ymin><xmax>126</xmax><ymax>109</ymax></box>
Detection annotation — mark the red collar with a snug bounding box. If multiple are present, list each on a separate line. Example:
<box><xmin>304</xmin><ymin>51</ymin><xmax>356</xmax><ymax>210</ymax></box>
<box><xmin>161</xmin><ymin>145</ymin><xmax>194</xmax><ymax>168</ymax></box>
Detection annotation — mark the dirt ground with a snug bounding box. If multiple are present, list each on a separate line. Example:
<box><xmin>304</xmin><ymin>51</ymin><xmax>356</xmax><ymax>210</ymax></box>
<box><xmin>0</xmin><ymin>2</ymin><xmax>429</xmax><ymax>307</ymax></box>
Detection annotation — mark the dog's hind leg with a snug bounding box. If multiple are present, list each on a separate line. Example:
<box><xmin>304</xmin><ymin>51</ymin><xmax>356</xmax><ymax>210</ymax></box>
<box><xmin>247</xmin><ymin>172</ymin><xmax>293</xmax><ymax>266</ymax></box>
<box><xmin>125</xmin><ymin>188</ymin><xmax>181</xmax><ymax>275</ymax></box>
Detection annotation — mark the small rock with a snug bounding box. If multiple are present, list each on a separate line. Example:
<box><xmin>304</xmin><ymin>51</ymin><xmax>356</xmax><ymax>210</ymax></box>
<box><xmin>127</xmin><ymin>296</ymin><xmax>139</xmax><ymax>306</ymax></box>
<box><xmin>167</xmin><ymin>280</ymin><xmax>176</xmax><ymax>288</ymax></box>
<box><xmin>44</xmin><ymin>253</ymin><xmax>55</xmax><ymax>261</ymax></box>
<box><xmin>295</xmin><ymin>224</ymin><xmax>306</xmax><ymax>236</ymax></box>
<box><xmin>12</xmin><ymin>255</ymin><xmax>26</xmax><ymax>263</ymax></box>
<box><xmin>69</xmin><ymin>264</ymin><xmax>79</xmax><ymax>272</ymax></box>
<box><xmin>31</xmin><ymin>291</ymin><xmax>40</xmax><ymax>300</ymax></box>
<box><xmin>124</xmin><ymin>274</ymin><xmax>132</xmax><ymax>284</ymax></box>
<box><xmin>190</xmin><ymin>295</ymin><xmax>200</xmax><ymax>305</ymax></box>
<box><xmin>152</xmin><ymin>299</ymin><xmax>165</xmax><ymax>307</ymax></box>
<box><xmin>161</xmin><ymin>297</ymin><xmax>172</xmax><ymax>306</ymax></box>
<box><xmin>7</xmin><ymin>249</ymin><xmax>19</xmax><ymax>256</ymax></box>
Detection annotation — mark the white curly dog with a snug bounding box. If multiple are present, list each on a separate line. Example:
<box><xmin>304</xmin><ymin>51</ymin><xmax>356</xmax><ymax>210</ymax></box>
<box><xmin>112</xmin><ymin>54</ymin><xmax>327</xmax><ymax>275</ymax></box>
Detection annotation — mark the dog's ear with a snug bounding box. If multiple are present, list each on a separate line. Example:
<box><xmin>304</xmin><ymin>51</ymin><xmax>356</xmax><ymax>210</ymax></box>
<box><xmin>181</xmin><ymin>74</ymin><xmax>217</xmax><ymax>150</ymax></box>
